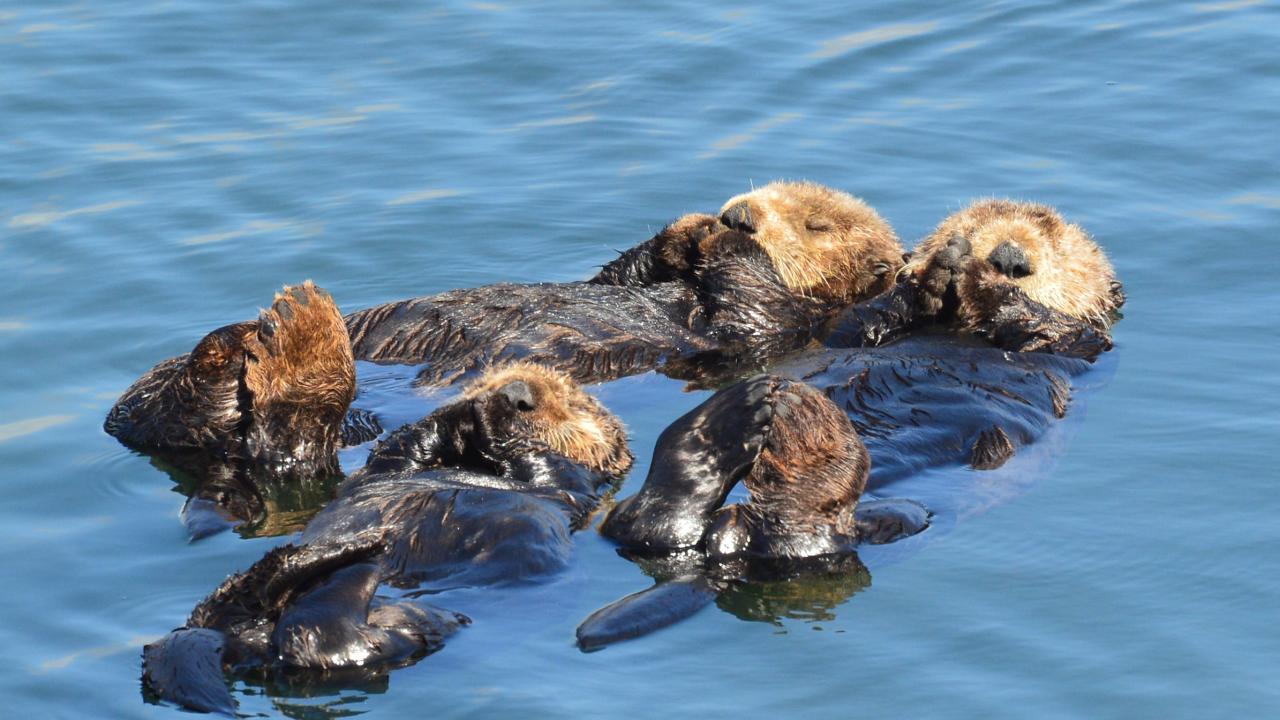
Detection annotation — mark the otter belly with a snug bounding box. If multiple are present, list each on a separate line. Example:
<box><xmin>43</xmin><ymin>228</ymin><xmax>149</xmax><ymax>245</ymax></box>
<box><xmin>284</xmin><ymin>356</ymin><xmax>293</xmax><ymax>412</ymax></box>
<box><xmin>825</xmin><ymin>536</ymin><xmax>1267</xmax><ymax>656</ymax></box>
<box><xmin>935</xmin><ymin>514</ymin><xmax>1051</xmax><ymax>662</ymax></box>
<box><xmin>768</xmin><ymin>333</ymin><xmax>1092</xmax><ymax>485</ymax></box>
<box><xmin>304</xmin><ymin>472</ymin><xmax>582</xmax><ymax>589</ymax></box>
<box><xmin>343</xmin><ymin>281</ymin><xmax>712</xmax><ymax>386</ymax></box>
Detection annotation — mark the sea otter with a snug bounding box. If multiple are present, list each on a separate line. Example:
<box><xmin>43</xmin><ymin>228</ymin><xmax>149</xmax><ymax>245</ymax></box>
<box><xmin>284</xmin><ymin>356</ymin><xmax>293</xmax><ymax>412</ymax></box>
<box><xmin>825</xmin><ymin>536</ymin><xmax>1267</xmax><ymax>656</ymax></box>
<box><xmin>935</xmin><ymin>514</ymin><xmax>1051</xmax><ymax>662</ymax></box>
<box><xmin>103</xmin><ymin>282</ymin><xmax>383</xmax><ymax>537</ymax></box>
<box><xmin>104</xmin><ymin>281</ymin><xmax>360</xmax><ymax>479</ymax></box>
<box><xmin>577</xmin><ymin>209</ymin><xmax>1125</xmax><ymax>647</ymax></box>
<box><xmin>143</xmin><ymin>362</ymin><xmax>633</xmax><ymax>714</ymax></box>
<box><xmin>576</xmin><ymin>376</ymin><xmax>930</xmax><ymax>650</ymax></box>
<box><xmin>824</xmin><ymin>199</ymin><xmax>1125</xmax><ymax>360</ymax></box>
<box><xmin>343</xmin><ymin>181</ymin><xmax>904</xmax><ymax>387</ymax></box>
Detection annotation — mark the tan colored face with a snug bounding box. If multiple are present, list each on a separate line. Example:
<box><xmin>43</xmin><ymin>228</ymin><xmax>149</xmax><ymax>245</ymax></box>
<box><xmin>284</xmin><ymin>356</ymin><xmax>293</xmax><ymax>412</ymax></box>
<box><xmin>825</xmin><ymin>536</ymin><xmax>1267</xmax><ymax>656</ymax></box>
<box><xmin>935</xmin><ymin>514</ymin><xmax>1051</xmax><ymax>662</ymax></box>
<box><xmin>463</xmin><ymin>362</ymin><xmax>633</xmax><ymax>477</ymax></box>
<box><xmin>908</xmin><ymin>200</ymin><xmax>1120</xmax><ymax>325</ymax></box>
<box><xmin>715</xmin><ymin>181</ymin><xmax>903</xmax><ymax>304</ymax></box>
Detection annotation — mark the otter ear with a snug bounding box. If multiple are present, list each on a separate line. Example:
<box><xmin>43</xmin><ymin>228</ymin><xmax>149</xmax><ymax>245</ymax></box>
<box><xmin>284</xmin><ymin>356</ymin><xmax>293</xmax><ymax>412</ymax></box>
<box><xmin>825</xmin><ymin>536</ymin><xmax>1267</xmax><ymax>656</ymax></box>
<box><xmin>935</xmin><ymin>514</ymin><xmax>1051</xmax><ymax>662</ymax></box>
<box><xmin>1024</xmin><ymin>205</ymin><xmax>1063</xmax><ymax>235</ymax></box>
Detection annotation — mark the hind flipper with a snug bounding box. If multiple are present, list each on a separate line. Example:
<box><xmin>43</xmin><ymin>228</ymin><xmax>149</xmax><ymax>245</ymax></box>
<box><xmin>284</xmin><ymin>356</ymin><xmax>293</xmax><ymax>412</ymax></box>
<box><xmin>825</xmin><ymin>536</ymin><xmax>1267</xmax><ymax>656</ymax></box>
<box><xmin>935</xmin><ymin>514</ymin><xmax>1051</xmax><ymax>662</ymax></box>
<box><xmin>576</xmin><ymin>577</ymin><xmax>719</xmax><ymax>652</ymax></box>
<box><xmin>142</xmin><ymin>627</ymin><xmax>236</xmax><ymax>716</ymax></box>
<box><xmin>241</xmin><ymin>282</ymin><xmax>356</xmax><ymax>471</ymax></box>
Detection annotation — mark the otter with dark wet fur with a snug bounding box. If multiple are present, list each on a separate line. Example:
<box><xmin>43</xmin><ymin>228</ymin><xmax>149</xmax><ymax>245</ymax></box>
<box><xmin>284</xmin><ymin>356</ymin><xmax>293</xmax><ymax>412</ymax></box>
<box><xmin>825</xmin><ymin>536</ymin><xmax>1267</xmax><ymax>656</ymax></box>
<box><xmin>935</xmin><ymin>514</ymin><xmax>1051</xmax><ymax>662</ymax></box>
<box><xmin>578</xmin><ymin>211</ymin><xmax>1125</xmax><ymax>648</ymax></box>
<box><xmin>143</xmin><ymin>362</ymin><xmax>633</xmax><ymax>714</ymax></box>
<box><xmin>105</xmin><ymin>281</ymin><xmax>358</xmax><ymax>479</ymax></box>
<box><xmin>104</xmin><ymin>282</ymin><xmax>379</xmax><ymax>537</ymax></box>
<box><xmin>301</xmin><ymin>362</ymin><xmax>632</xmax><ymax>588</ymax></box>
<box><xmin>577</xmin><ymin>376</ymin><xmax>929</xmax><ymax>650</ymax></box>
<box><xmin>344</xmin><ymin>181</ymin><xmax>904</xmax><ymax>387</ymax></box>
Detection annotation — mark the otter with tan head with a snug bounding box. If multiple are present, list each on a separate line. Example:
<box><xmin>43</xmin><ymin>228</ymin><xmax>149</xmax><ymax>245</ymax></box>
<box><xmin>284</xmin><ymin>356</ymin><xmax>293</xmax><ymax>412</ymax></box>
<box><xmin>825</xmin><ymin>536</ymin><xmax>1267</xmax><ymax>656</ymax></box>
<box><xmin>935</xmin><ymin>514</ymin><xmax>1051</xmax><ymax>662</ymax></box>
<box><xmin>344</xmin><ymin>181</ymin><xmax>904</xmax><ymax>386</ymax></box>
<box><xmin>825</xmin><ymin>200</ymin><xmax>1124</xmax><ymax>359</ymax></box>
<box><xmin>143</xmin><ymin>362</ymin><xmax>633</xmax><ymax>714</ymax></box>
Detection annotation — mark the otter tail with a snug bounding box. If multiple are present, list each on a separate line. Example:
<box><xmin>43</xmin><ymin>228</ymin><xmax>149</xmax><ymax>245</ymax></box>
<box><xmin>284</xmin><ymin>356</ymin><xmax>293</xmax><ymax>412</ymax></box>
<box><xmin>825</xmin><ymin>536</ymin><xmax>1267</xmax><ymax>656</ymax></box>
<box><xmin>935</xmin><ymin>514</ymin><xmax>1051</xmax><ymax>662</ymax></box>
<box><xmin>142</xmin><ymin>628</ymin><xmax>235</xmax><ymax>716</ymax></box>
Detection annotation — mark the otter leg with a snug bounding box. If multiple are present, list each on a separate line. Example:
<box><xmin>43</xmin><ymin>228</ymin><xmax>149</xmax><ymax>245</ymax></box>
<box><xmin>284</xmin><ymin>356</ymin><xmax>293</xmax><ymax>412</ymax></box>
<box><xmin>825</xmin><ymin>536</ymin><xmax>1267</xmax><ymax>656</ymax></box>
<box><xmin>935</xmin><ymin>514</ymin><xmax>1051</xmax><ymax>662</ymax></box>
<box><xmin>822</xmin><ymin>233</ymin><xmax>970</xmax><ymax>348</ymax></box>
<box><xmin>340</xmin><ymin>407</ymin><xmax>383</xmax><ymax>447</ymax></box>
<box><xmin>590</xmin><ymin>214</ymin><xmax>722</xmax><ymax>286</ymax></box>
<box><xmin>273</xmin><ymin>561</ymin><xmax>467</xmax><ymax>669</ymax></box>
<box><xmin>600</xmin><ymin>375</ymin><xmax>779</xmax><ymax>550</ymax></box>
<box><xmin>142</xmin><ymin>627</ymin><xmax>236</xmax><ymax>716</ymax></box>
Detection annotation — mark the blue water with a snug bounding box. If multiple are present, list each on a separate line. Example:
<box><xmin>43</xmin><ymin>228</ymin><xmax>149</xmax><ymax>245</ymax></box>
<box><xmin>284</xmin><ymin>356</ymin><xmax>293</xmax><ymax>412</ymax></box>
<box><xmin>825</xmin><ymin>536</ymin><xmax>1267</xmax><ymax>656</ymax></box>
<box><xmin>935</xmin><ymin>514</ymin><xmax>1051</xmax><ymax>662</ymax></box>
<box><xmin>3</xmin><ymin>1</ymin><xmax>1278</xmax><ymax>717</ymax></box>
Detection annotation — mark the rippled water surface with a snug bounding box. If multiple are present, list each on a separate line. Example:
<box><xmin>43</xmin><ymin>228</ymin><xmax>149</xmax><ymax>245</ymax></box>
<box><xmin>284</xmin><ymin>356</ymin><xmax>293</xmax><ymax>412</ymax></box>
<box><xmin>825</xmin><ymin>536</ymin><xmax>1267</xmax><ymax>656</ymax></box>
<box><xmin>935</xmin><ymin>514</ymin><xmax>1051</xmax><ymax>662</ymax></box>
<box><xmin>3</xmin><ymin>1</ymin><xmax>1278</xmax><ymax>717</ymax></box>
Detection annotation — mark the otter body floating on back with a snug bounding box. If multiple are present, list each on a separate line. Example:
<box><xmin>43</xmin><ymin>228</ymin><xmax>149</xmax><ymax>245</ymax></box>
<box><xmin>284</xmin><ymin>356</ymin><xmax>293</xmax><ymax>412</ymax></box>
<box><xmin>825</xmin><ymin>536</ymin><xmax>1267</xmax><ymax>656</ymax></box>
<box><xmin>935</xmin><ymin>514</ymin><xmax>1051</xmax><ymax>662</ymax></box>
<box><xmin>579</xmin><ymin>202</ymin><xmax>1125</xmax><ymax>648</ymax></box>
<box><xmin>143</xmin><ymin>362</ymin><xmax>634</xmax><ymax>714</ymax></box>
<box><xmin>344</xmin><ymin>181</ymin><xmax>905</xmax><ymax>387</ymax></box>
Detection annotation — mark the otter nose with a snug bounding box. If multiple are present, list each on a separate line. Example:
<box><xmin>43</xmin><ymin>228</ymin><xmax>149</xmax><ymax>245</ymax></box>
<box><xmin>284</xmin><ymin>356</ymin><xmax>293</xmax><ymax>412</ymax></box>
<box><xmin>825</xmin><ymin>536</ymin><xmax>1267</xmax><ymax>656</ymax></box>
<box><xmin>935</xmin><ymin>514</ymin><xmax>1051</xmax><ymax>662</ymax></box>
<box><xmin>987</xmin><ymin>241</ymin><xmax>1032</xmax><ymax>278</ymax></box>
<box><xmin>720</xmin><ymin>202</ymin><xmax>756</xmax><ymax>233</ymax></box>
<box><xmin>498</xmin><ymin>381</ymin><xmax>536</xmax><ymax>412</ymax></box>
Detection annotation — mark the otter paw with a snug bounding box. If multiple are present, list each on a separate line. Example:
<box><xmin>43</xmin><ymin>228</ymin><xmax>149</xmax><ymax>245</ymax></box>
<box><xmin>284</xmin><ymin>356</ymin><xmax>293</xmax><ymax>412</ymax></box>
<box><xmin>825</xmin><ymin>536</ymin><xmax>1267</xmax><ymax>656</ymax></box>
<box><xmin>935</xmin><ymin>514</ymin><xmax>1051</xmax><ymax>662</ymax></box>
<box><xmin>955</xmin><ymin>256</ymin><xmax>1013</xmax><ymax>324</ymax></box>
<box><xmin>916</xmin><ymin>232</ymin><xmax>971</xmax><ymax>316</ymax></box>
<box><xmin>255</xmin><ymin>281</ymin><xmax>341</xmax><ymax>358</ymax></box>
<box><xmin>656</xmin><ymin>213</ymin><xmax>723</xmax><ymax>271</ymax></box>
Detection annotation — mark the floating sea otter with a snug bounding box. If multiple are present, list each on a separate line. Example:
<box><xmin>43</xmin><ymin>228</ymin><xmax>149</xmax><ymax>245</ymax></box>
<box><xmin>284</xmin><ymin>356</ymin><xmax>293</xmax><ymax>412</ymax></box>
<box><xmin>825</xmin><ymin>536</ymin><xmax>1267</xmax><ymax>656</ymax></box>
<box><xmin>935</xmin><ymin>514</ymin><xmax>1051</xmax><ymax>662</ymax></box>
<box><xmin>103</xmin><ymin>282</ymin><xmax>380</xmax><ymax>536</ymax></box>
<box><xmin>142</xmin><ymin>361</ymin><xmax>633</xmax><ymax>714</ymax></box>
<box><xmin>824</xmin><ymin>199</ymin><xmax>1124</xmax><ymax>359</ymax></box>
<box><xmin>577</xmin><ymin>200</ymin><xmax>1125</xmax><ymax>648</ymax></box>
<box><xmin>344</xmin><ymin>181</ymin><xmax>905</xmax><ymax>386</ymax></box>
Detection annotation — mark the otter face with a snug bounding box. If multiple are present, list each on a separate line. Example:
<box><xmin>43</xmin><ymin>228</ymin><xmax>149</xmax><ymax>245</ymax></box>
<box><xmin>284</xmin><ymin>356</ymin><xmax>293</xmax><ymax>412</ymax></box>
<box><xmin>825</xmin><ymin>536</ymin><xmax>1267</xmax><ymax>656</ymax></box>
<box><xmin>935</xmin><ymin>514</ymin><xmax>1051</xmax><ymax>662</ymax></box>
<box><xmin>909</xmin><ymin>200</ymin><xmax>1122</xmax><ymax>326</ymax></box>
<box><xmin>715</xmin><ymin>181</ymin><xmax>904</xmax><ymax>305</ymax></box>
<box><xmin>461</xmin><ymin>362</ymin><xmax>633</xmax><ymax>478</ymax></box>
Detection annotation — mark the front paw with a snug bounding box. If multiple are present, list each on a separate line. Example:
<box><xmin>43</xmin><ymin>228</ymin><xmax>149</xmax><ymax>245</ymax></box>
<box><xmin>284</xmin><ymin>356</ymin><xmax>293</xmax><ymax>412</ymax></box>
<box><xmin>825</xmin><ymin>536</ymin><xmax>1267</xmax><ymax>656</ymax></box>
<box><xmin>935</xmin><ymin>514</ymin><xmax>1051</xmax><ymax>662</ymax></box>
<box><xmin>914</xmin><ymin>232</ymin><xmax>971</xmax><ymax>317</ymax></box>
<box><xmin>956</xmin><ymin>256</ymin><xmax>1015</xmax><ymax>327</ymax></box>
<box><xmin>655</xmin><ymin>213</ymin><xmax>723</xmax><ymax>273</ymax></box>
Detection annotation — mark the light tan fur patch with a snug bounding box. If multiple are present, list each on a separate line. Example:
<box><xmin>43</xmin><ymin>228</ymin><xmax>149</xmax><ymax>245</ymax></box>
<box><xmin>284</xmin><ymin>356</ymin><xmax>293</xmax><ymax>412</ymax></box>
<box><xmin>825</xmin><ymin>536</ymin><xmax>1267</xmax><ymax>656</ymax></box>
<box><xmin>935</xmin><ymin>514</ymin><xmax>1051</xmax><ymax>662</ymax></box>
<box><xmin>464</xmin><ymin>361</ymin><xmax>633</xmax><ymax>477</ymax></box>
<box><xmin>905</xmin><ymin>200</ymin><xmax>1120</xmax><ymax>326</ymax></box>
<box><xmin>717</xmin><ymin>181</ymin><xmax>903</xmax><ymax>304</ymax></box>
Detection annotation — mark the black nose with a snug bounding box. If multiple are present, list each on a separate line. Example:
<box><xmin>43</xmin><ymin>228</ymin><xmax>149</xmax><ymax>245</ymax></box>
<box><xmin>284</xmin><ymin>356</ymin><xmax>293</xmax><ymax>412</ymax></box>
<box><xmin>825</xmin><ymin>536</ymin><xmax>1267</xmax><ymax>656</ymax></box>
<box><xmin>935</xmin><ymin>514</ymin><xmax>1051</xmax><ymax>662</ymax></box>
<box><xmin>987</xmin><ymin>241</ymin><xmax>1032</xmax><ymax>278</ymax></box>
<box><xmin>498</xmin><ymin>381</ymin><xmax>536</xmax><ymax>412</ymax></box>
<box><xmin>721</xmin><ymin>202</ymin><xmax>756</xmax><ymax>233</ymax></box>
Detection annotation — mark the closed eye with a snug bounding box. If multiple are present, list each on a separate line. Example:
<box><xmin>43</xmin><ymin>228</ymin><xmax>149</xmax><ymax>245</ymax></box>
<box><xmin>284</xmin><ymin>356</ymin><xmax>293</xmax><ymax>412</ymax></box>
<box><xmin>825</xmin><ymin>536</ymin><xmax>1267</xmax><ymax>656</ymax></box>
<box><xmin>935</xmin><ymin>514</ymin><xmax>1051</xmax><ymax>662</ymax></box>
<box><xmin>805</xmin><ymin>216</ymin><xmax>834</xmax><ymax>232</ymax></box>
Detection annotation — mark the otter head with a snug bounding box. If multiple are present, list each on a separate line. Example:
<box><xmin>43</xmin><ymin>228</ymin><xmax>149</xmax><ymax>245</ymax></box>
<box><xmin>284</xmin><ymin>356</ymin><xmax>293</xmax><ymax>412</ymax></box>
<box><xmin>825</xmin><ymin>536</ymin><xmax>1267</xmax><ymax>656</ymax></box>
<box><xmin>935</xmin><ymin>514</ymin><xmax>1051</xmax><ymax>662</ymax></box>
<box><xmin>461</xmin><ymin>362</ymin><xmax>633</xmax><ymax>478</ymax></box>
<box><xmin>714</xmin><ymin>181</ymin><xmax>904</xmax><ymax>305</ymax></box>
<box><xmin>907</xmin><ymin>200</ymin><xmax>1123</xmax><ymax>327</ymax></box>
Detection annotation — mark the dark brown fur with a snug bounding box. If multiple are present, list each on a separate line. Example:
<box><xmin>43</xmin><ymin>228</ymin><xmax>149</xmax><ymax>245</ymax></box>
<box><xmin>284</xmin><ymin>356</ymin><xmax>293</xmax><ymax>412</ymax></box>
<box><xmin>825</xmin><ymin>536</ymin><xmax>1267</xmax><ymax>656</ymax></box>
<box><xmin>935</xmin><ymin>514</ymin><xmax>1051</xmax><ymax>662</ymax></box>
<box><xmin>106</xmin><ymin>281</ymin><xmax>355</xmax><ymax>479</ymax></box>
<box><xmin>346</xmin><ymin>182</ymin><xmax>904</xmax><ymax>388</ymax></box>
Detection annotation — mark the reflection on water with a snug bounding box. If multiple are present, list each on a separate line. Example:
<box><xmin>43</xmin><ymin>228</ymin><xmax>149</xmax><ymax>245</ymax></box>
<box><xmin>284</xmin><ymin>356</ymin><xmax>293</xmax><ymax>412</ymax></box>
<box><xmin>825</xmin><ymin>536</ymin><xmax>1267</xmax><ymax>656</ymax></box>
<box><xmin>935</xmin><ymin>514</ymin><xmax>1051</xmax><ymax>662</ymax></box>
<box><xmin>2</xmin><ymin>0</ymin><xmax>1278</xmax><ymax>717</ymax></box>
<box><xmin>714</xmin><ymin>555</ymin><xmax>873</xmax><ymax>626</ymax></box>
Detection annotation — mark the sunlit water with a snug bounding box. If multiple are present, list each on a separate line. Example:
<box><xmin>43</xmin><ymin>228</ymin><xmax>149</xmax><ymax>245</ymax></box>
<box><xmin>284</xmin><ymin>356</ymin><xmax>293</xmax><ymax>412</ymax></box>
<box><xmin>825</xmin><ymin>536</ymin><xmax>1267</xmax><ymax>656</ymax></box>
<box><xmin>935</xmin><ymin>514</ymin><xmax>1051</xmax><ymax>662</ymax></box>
<box><xmin>2</xmin><ymin>1</ymin><xmax>1278</xmax><ymax>717</ymax></box>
